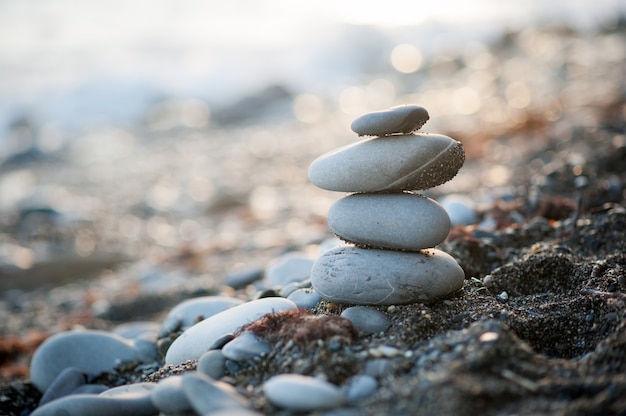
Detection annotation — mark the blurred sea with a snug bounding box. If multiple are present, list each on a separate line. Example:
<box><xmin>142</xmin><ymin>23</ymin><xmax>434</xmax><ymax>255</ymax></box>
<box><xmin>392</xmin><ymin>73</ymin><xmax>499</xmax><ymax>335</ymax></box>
<box><xmin>1</xmin><ymin>0</ymin><xmax>624</xmax><ymax>139</ymax></box>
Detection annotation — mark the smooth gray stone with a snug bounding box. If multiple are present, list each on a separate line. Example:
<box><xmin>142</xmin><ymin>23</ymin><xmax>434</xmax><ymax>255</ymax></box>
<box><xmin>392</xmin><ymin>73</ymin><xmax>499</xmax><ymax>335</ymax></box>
<box><xmin>73</xmin><ymin>384</ymin><xmax>109</xmax><ymax>395</ymax></box>
<box><xmin>263</xmin><ymin>374</ymin><xmax>345</xmax><ymax>411</ymax></box>
<box><xmin>351</xmin><ymin>105</ymin><xmax>429</xmax><ymax>136</ymax></box>
<box><xmin>222</xmin><ymin>331</ymin><xmax>271</xmax><ymax>361</ymax></box>
<box><xmin>38</xmin><ymin>367</ymin><xmax>85</xmax><ymax>406</ymax></box>
<box><xmin>287</xmin><ymin>287</ymin><xmax>322</xmax><ymax>309</ymax></box>
<box><xmin>308</xmin><ymin>133</ymin><xmax>465</xmax><ymax>193</ymax></box>
<box><xmin>150</xmin><ymin>375</ymin><xmax>192</xmax><ymax>413</ymax></box>
<box><xmin>278</xmin><ymin>279</ymin><xmax>310</xmax><ymax>297</ymax></box>
<box><xmin>264</xmin><ymin>253</ymin><xmax>315</xmax><ymax>287</ymax></box>
<box><xmin>182</xmin><ymin>372</ymin><xmax>251</xmax><ymax>414</ymax></box>
<box><xmin>224</xmin><ymin>266</ymin><xmax>264</xmax><ymax>289</ymax></box>
<box><xmin>99</xmin><ymin>382</ymin><xmax>155</xmax><ymax>397</ymax></box>
<box><xmin>30</xmin><ymin>330</ymin><xmax>151</xmax><ymax>393</ymax></box>
<box><xmin>311</xmin><ymin>247</ymin><xmax>465</xmax><ymax>305</ymax></box>
<box><xmin>159</xmin><ymin>296</ymin><xmax>244</xmax><ymax>337</ymax></box>
<box><xmin>197</xmin><ymin>349</ymin><xmax>226</xmax><ymax>379</ymax></box>
<box><xmin>364</xmin><ymin>359</ymin><xmax>393</xmax><ymax>378</ymax></box>
<box><xmin>328</xmin><ymin>193</ymin><xmax>450</xmax><ymax>250</ymax></box>
<box><xmin>165</xmin><ymin>297</ymin><xmax>297</xmax><ymax>365</ymax></box>
<box><xmin>30</xmin><ymin>393</ymin><xmax>157</xmax><ymax>416</ymax></box>
<box><xmin>439</xmin><ymin>194</ymin><xmax>478</xmax><ymax>226</ymax></box>
<box><xmin>113</xmin><ymin>321</ymin><xmax>160</xmax><ymax>341</ymax></box>
<box><xmin>340</xmin><ymin>306</ymin><xmax>391</xmax><ymax>335</ymax></box>
<box><xmin>345</xmin><ymin>375</ymin><xmax>378</xmax><ymax>403</ymax></box>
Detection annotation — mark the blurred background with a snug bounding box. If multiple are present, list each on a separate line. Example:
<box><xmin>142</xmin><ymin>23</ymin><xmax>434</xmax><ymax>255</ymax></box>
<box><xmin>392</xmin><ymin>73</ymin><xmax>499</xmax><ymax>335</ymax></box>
<box><xmin>0</xmin><ymin>0</ymin><xmax>625</xmax><ymax>293</ymax></box>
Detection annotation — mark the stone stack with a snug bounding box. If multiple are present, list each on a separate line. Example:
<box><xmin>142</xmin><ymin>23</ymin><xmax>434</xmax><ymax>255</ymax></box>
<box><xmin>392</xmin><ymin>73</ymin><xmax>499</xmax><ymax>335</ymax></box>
<box><xmin>308</xmin><ymin>105</ymin><xmax>466</xmax><ymax>305</ymax></box>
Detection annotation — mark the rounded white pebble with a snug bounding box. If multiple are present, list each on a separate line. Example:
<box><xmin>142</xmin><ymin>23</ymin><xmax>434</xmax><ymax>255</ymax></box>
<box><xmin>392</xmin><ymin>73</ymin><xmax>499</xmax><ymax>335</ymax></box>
<box><xmin>263</xmin><ymin>374</ymin><xmax>345</xmax><ymax>411</ymax></box>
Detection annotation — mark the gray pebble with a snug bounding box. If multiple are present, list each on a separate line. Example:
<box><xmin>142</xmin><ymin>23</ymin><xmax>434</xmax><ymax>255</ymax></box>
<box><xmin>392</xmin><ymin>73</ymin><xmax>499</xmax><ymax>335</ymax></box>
<box><xmin>308</xmin><ymin>133</ymin><xmax>465</xmax><ymax>193</ymax></box>
<box><xmin>264</xmin><ymin>252</ymin><xmax>315</xmax><ymax>287</ymax></box>
<box><xmin>287</xmin><ymin>287</ymin><xmax>322</xmax><ymax>309</ymax></box>
<box><xmin>38</xmin><ymin>367</ymin><xmax>85</xmax><ymax>406</ymax></box>
<box><xmin>439</xmin><ymin>194</ymin><xmax>478</xmax><ymax>226</ymax></box>
<box><xmin>99</xmin><ymin>382</ymin><xmax>155</xmax><ymax>397</ymax></box>
<box><xmin>197</xmin><ymin>349</ymin><xmax>226</xmax><ymax>379</ymax></box>
<box><xmin>263</xmin><ymin>374</ymin><xmax>345</xmax><ymax>411</ymax></box>
<box><xmin>222</xmin><ymin>331</ymin><xmax>271</xmax><ymax>361</ymax></box>
<box><xmin>150</xmin><ymin>375</ymin><xmax>192</xmax><ymax>413</ymax></box>
<box><xmin>279</xmin><ymin>279</ymin><xmax>310</xmax><ymax>297</ymax></box>
<box><xmin>345</xmin><ymin>374</ymin><xmax>378</xmax><ymax>403</ymax></box>
<box><xmin>182</xmin><ymin>372</ymin><xmax>252</xmax><ymax>414</ymax></box>
<box><xmin>364</xmin><ymin>359</ymin><xmax>393</xmax><ymax>378</ymax></box>
<box><xmin>159</xmin><ymin>296</ymin><xmax>244</xmax><ymax>337</ymax></box>
<box><xmin>328</xmin><ymin>193</ymin><xmax>450</xmax><ymax>250</ymax></box>
<box><xmin>30</xmin><ymin>330</ymin><xmax>153</xmax><ymax>393</ymax></box>
<box><xmin>340</xmin><ymin>306</ymin><xmax>391</xmax><ymax>335</ymax></box>
<box><xmin>30</xmin><ymin>393</ymin><xmax>157</xmax><ymax>416</ymax></box>
<box><xmin>165</xmin><ymin>297</ymin><xmax>296</xmax><ymax>365</ymax></box>
<box><xmin>112</xmin><ymin>321</ymin><xmax>160</xmax><ymax>341</ymax></box>
<box><xmin>224</xmin><ymin>266</ymin><xmax>264</xmax><ymax>289</ymax></box>
<box><xmin>351</xmin><ymin>105</ymin><xmax>429</xmax><ymax>136</ymax></box>
<box><xmin>311</xmin><ymin>247</ymin><xmax>465</xmax><ymax>305</ymax></box>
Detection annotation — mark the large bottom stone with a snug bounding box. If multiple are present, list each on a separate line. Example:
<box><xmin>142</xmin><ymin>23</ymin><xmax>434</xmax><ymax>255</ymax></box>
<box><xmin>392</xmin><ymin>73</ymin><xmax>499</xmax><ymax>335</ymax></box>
<box><xmin>311</xmin><ymin>247</ymin><xmax>465</xmax><ymax>305</ymax></box>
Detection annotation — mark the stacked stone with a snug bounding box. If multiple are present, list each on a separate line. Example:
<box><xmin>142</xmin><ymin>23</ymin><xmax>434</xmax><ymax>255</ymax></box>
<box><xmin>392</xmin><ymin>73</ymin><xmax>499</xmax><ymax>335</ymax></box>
<box><xmin>308</xmin><ymin>105</ymin><xmax>466</xmax><ymax>305</ymax></box>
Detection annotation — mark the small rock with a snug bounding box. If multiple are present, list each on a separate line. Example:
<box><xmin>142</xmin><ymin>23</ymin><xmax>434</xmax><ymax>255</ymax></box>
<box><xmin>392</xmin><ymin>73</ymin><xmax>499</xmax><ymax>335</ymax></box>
<box><xmin>308</xmin><ymin>133</ymin><xmax>464</xmax><ymax>193</ymax></box>
<box><xmin>159</xmin><ymin>296</ymin><xmax>244</xmax><ymax>337</ymax></box>
<box><xmin>340</xmin><ymin>306</ymin><xmax>391</xmax><ymax>335</ymax></box>
<box><xmin>345</xmin><ymin>374</ymin><xmax>378</xmax><ymax>403</ymax></box>
<box><xmin>165</xmin><ymin>297</ymin><xmax>297</xmax><ymax>365</ymax></box>
<box><xmin>328</xmin><ymin>193</ymin><xmax>450</xmax><ymax>250</ymax></box>
<box><xmin>311</xmin><ymin>247</ymin><xmax>465</xmax><ymax>305</ymax></box>
<box><xmin>439</xmin><ymin>194</ymin><xmax>478</xmax><ymax>226</ymax></box>
<box><xmin>150</xmin><ymin>376</ymin><xmax>192</xmax><ymax>413</ymax></box>
<box><xmin>38</xmin><ymin>367</ymin><xmax>85</xmax><ymax>406</ymax></box>
<box><xmin>364</xmin><ymin>359</ymin><xmax>393</xmax><ymax>378</ymax></box>
<box><xmin>224</xmin><ymin>266</ymin><xmax>264</xmax><ymax>289</ymax></box>
<box><xmin>221</xmin><ymin>331</ymin><xmax>271</xmax><ymax>361</ymax></box>
<box><xmin>30</xmin><ymin>393</ymin><xmax>157</xmax><ymax>416</ymax></box>
<box><xmin>350</xmin><ymin>105</ymin><xmax>429</xmax><ymax>136</ymax></box>
<box><xmin>99</xmin><ymin>382</ymin><xmax>155</xmax><ymax>398</ymax></box>
<box><xmin>287</xmin><ymin>287</ymin><xmax>322</xmax><ymax>309</ymax></box>
<box><xmin>263</xmin><ymin>374</ymin><xmax>345</xmax><ymax>411</ymax></box>
<box><xmin>182</xmin><ymin>372</ymin><xmax>253</xmax><ymax>414</ymax></box>
<box><xmin>264</xmin><ymin>253</ymin><xmax>315</xmax><ymax>287</ymax></box>
<box><xmin>197</xmin><ymin>349</ymin><xmax>226</xmax><ymax>379</ymax></box>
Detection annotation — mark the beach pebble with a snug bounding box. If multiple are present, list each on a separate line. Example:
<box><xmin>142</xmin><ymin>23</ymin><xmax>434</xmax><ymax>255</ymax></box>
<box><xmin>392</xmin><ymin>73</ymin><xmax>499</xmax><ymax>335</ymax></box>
<box><xmin>263</xmin><ymin>374</ymin><xmax>345</xmax><ymax>411</ymax></box>
<box><xmin>197</xmin><ymin>349</ymin><xmax>226</xmax><ymax>379</ymax></box>
<box><xmin>224</xmin><ymin>266</ymin><xmax>264</xmax><ymax>289</ymax></box>
<box><xmin>99</xmin><ymin>382</ymin><xmax>155</xmax><ymax>398</ymax></box>
<box><xmin>287</xmin><ymin>287</ymin><xmax>322</xmax><ymax>309</ymax></box>
<box><xmin>30</xmin><ymin>330</ymin><xmax>155</xmax><ymax>393</ymax></box>
<box><xmin>340</xmin><ymin>306</ymin><xmax>391</xmax><ymax>335</ymax></box>
<box><xmin>159</xmin><ymin>296</ymin><xmax>244</xmax><ymax>337</ymax></box>
<box><xmin>264</xmin><ymin>253</ymin><xmax>315</xmax><ymax>287</ymax></box>
<box><xmin>345</xmin><ymin>374</ymin><xmax>378</xmax><ymax>403</ymax></box>
<box><xmin>364</xmin><ymin>359</ymin><xmax>393</xmax><ymax>378</ymax></box>
<box><xmin>165</xmin><ymin>297</ymin><xmax>297</xmax><ymax>365</ymax></box>
<box><xmin>439</xmin><ymin>194</ymin><xmax>478</xmax><ymax>226</ymax></box>
<box><xmin>351</xmin><ymin>104</ymin><xmax>429</xmax><ymax>136</ymax></box>
<box><xmin>311</xmin><ymin>247</ymin><xmax>465</xmax><ymax>305</ymax></box>
<box><xmin>308</xmin><ymin>133</ymin><xmax>465</xmax><ymax>193</ymax></box>
<box><xmin>30</xmin><ymin>393</ymin><xmax>157</xmax><ymax>416</ymax></box>
<box><xmin>113</xmin><ymin>321</ymin><xmax>160</xmax><ymax>341</ymax></box>
<box><xmin>150</xmin><ymin>376</ymin><xmax>192</xmax><ymax>413</ymax></box>
<box><xmin>182</xmin><ymin>372</ymin><xmax>253</xmax><ymax>414</ymax></box>
<box><xmin>222</xmin><ymin>331</ymin><xmax>271</xmax><ymax>361</ymax></box>
<box><xmin>328</xmin><ymin>193</ymin><xmax>450</xmax><ymax>250</ymax></box>
<box><xmin>38</xmin><ymin>367</ymin><xmax>85</xmax><ymax>406</ymax></box>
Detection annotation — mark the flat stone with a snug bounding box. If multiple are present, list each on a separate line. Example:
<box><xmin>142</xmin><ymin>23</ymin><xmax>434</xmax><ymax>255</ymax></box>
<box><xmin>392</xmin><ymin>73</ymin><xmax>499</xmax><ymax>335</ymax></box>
<box><xmin>351</xmin><ymin>105</ymin><xmax>429</xmax><ymax>136</ymax></box>
<box><xmin>340</xmin><ymin>306</ymin><xmax>391</xmax><ymax>335</ymax></box>
<box><xmin>263</xmin><ymin>374</ymin><xmax>345</xmax><ymax>411</ymax></box>
<box><xmin>308</xmin><ymin>134</ymin><xmax>465</xmax><ymax>193</ymax></box>
<box><xmin>221</xmin><ymin>331</ymin><xmax>271</xmax><ymax>361</ymax></box>
<box><xmin>264</xmin><ymin>252</ymin><xmax>315</xmax><ymax>287</ymax></box>
<box><xmin>311</xmin><ymin>247</ymin><xmax>465</xmax><ymax>305</ymax></box>
<box><xmin>38</xmin><ymin>367</ymin><xmax>85</xmax><ymax>406</ymax></box>
<box><xmin>287</xmin><ymin>287</ymin><xmax>322</xmax><ymax>309</ymax></box>
<box><xmin>159</xmin><ymin>296</ymin><xmax>244</xmax><ymax>337</ymax></box>
<box><xmin>30</xmin><ymin>330</ymin><xmax>153</xmax><ymax>393</ymax></box>
<box><xmin>30</xmin><ymin>393</ymin><xmax>157</xmax><ymax>416</ymax></box>
<box><xmin>165</xmin><ymin>297</ymin><xmax>297</xmax><ymax>365</ymax></box>
<box><xmin>328</xmin><ymin>193</ymin><xmax>450</xmax><ymax>250</ymax></box>
<box><xmin>345</xmin><ymin>374</ymin><xmax>378</xmax><ymax>403</ymax></box>
<box><xmin>99</xmin><ymin>382</ymin><xmax>155</xmax><ymax>398</ymax></box>
<box><xmin>150</xmin><ymin>376</ymin><xmax>192</xmax><ymax>413</ymax></box>
<box><xmin>197</xmin><ymin>349</ymin><xmax>226</xmax><ymax>379</ymax></box>
<box><xmin>182</xmin><ymin>372</ymin><xmax>252</xmax><ymax>414</ymax></box>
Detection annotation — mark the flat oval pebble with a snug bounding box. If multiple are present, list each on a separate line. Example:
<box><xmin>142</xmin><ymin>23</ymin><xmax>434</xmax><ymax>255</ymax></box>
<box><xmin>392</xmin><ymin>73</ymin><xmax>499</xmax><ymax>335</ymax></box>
<box><xmin>159</xmin><ymin>296</ymin><xmax>244</xmax><ymax>337</ymax></box>
<box><xmin>263</xmin><ymin>374</ymin><xmax>345</xmax><ymax>411</ymax></box>
<box><xmin>30</xmin><ymin>393</ymin><xmax>157</xmax><ymax>416</ymax></box>
<box><xmin>38</xmin><ymin>367</ymin><xmax>85</xmax><ymax>406</ymax></box>
<box><xmin>340</xmin><ymin>306</ymin><xmax>391</xmax><ymax>335</ymax></box>
<box><xmin>311</xmin><ymin>247</ymin><xmax>465</xmax><ymax>305</ymax></box>
<box><xmin>165</xmin><ymin>297</ymin><xmax>297</xmax><ymax>365</ymax></box>
<box><xmin>197</xmin><ymin>349</ymin><xmax>226</xmax><ymax>379</ymax></box>
<box><xmin>182</xmin><ymin>372</ymin><xmax>254</xmax><ymax>414</ymax></box>
<box><xmin>221</xmin><ymin>331</ymin><xmax>271</xmax><ymax>361</ymax></box>
<box><xmin>264</xmin><ymin>252</ymin><xmax>315</xmax><ymax>287</ymax></box>
<box><xmin>287</xmin><ymin>287</ymin><xmax>322</xmax><ymax>309</ymax></box>
<box><xmin>345</xmin><ymin>374</ymin><xmax>378</xmax><ymax>403</ymax></box>
<box><xmin>30</xmin><ymin>330</ymin><xmax>152</xmax><ymax>392</ymax></box>
<box><xmin>150</xmin><ymin>376</ymin><xmax>192</xmax><ymax>413</ymax></box>
<box><xmin>308</xmin><ymin>133</ymin><xmax>465</xmax><ymax>193</ymax></box>
<box><xmin>351</xmin><ymin>104</ymin><xmax>429</xmax><ymax>136</ymax></box>
<box><xmin>328</xmin><ymin>193</ymin><xmax>450</xmax><ymax>250</ymax></box>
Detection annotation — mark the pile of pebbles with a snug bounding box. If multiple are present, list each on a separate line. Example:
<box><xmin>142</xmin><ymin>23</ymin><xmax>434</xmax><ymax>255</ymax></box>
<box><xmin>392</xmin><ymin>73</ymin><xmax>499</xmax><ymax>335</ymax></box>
<box><xmin>308</xmin><ymin>105</ymin><xmax>466</xmax><ymax>305</ymax></box>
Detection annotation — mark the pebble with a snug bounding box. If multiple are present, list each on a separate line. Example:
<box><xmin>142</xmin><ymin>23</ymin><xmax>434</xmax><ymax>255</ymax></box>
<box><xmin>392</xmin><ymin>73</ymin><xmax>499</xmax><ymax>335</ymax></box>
<box><xmin>113</xmin><ymin>321</ymin><xmax>160</xmax><ymax>341</ymax></box>
<box><xmin>30</xmin><ymin>330</ymin><xmax>156</xmax><ymax>392</ymax></box>
<box><xmin>150</xmin><ymin>375</ymin><xmax>192</xmax><ymax>414</ymax></box>
<box><xmin>350</xmin><ymin>105</ymin><xmax>429</xmax><ymax>136</ymax></box>
<box><xmin>197</xmin><ymin>349</ymin><xmax>226</xmax><ymax>379</ymax></box>
<box><xmin>263</xmin><ymin>374</ymin><xmax>345</xmax><ymax>411</ymax></box>
<box><xmin>264</xmin><ymin>252</ymin><xmax>315</xmax><ymax>287</ymax></box>
<box><xmin>99</xmin><ymin>382</ymin><xmax>155</xmax><ymax>397</ymax></box>
<box><xmin>182</xmin><ymin>372</ymin><xmax>255</xmax><ymax>414</ymax></box>
<box><xmin>224</xmin><ymin>266</ymin><xmax>264</xmax><ymax>289</ymax></box>
<box><xmin>311</xmin><ymin>247</ymin><xmax>465</xmax><ymax>305</ymax></box>
<box><xmin>165</xmin><ymin>297</ymin><xmax>297</xmax><ymax>365</ymax></box>
<box><xmin>308</xmin><ymin>133</ymin><xmax>465</xmax><ymax>193</ymax></box>
<box><xmin>328</xmin><ymin>193</ymin><xmax>451</xmax><ymax>250</ymax></box>
<box><xmin>439</xmin><ymin>194</ymin><xmax>478</xmax><ymax>226</ymax></box>
<box><xmin>38</xmin><ymin>367</ymin><xmax>85</xmax><ymax>406</ymax></box>
<box><xmin>30</xmin><ymin>393</ymin><xmax>158</xmax><ymax>416</ymax></box>
<box><xmin>364</xmin><ymin>359</ymin><xmax>393</xmax><ymax>378</ymax></box>
<box><xmin>287</xmin><ymin>287</ymin><xmax>322</xmax><ymax>309</ymax></box>
<box><xmin>221</xmin><ymin>331</ymin><xmax>272</xmax><ymax>361</ymax></box>
<box><xmin>159</xmin><ymin>295</ymin><xmax>244</xmax><ymax>337</ymax></box>
<box><xmin>340</xmin><ymin>306</ymin><xmax>391</xmax><ymax>335</ymax></box>
<box><xmin>345</xmin><ymin>374</ymin><xmax>378</xmax><ymax>403</ymax></box>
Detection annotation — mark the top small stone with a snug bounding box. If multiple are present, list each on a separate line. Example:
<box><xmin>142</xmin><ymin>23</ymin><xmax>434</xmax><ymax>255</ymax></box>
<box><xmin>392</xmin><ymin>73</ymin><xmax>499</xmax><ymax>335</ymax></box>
<box><xmin>351</xmin><ymin>105</ymin><xmax>429</xmax><ymax>137</ymax></box>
